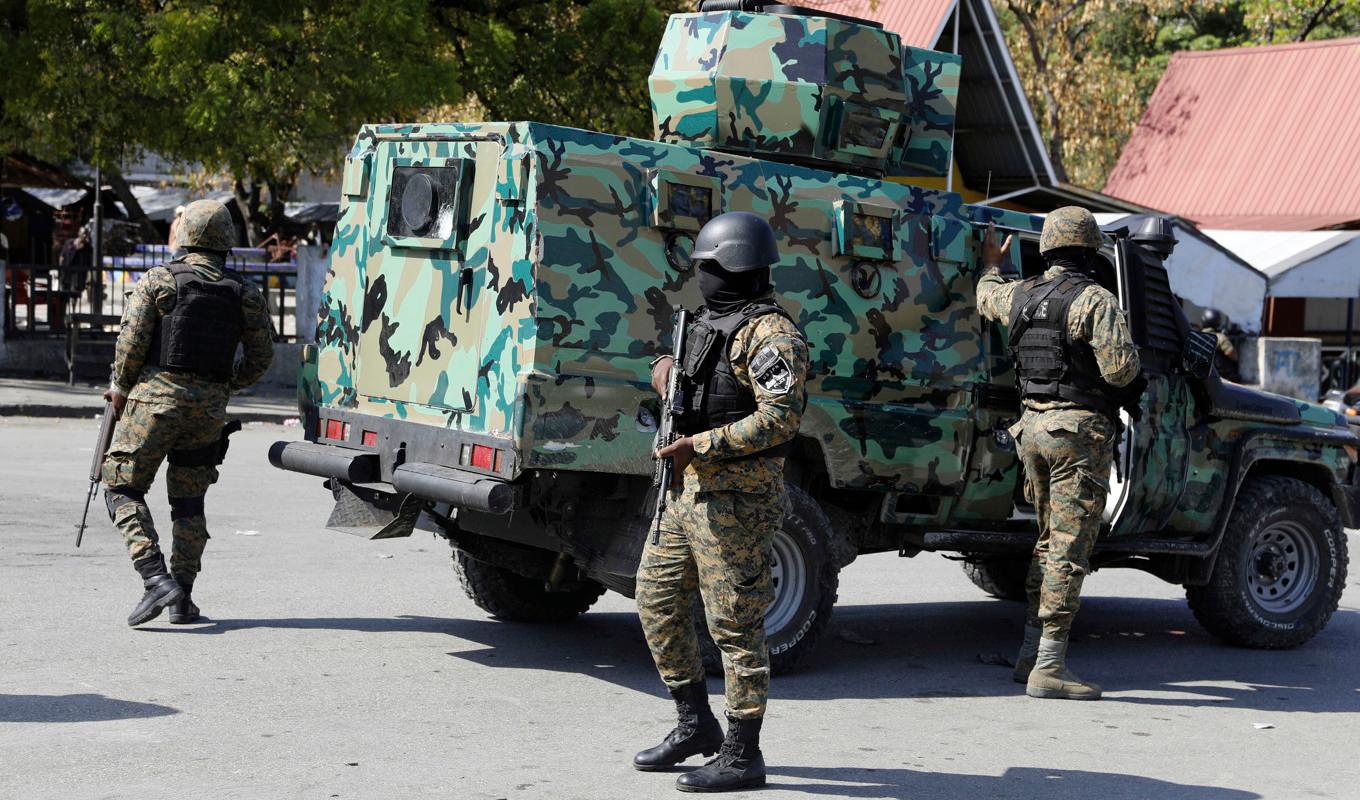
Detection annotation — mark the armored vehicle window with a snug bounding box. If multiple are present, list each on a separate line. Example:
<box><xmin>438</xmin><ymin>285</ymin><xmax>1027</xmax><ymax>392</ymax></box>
<box><xmin>841</xmin><ymin>111</ymin><xmax>891</xmax><ymax>150</ymax></box>
<box><xmin>651</xmin><ymin>171</ymin><xmax>719</xmax><ymax>232</ymax></box>
<box><xmin>668</xmin><ymin>184</ymin><xmax>713</xmax><ymax>223</ymax></box>
<box><xmin>849</xmin><ymin>212</ymin><xmax>892</xmax><ymax>255</ymax></box>
<box><xmin>386</xmin><ymin>165</ymin><xmax>463</xmax><ymax>243</ymax></box>
<box><xmin>835</xmin><ymin>201</ymin><xmax>896</xmax><ymax>261</ymax></box>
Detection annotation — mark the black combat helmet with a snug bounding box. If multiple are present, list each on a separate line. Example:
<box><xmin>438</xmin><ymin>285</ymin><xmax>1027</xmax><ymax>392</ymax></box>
<box><xmin>1202</xmin><ymin>308</ymin><xmax>1227</xmax><ymax>331</ymax></box>
<box><xmin>691</xmin><ymin>211</ymin><xmax>779</xmax><ymax>273</ymax></box>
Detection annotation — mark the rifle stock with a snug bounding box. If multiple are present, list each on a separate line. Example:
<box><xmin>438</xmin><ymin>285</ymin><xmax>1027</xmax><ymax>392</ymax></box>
<box><xmin>76</xmin><ymin>401</ymin><xmax>118</xmax><ymax>547</ymax></box>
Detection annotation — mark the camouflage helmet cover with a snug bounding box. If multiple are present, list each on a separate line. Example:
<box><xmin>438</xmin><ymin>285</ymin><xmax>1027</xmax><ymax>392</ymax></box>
<box><xmin>1039</xmin><ymin>205</ymin><xmax>1102</xmax><ymax>254</ymax></box>
<box><xmin>177</xmin><ymin>199</ymin><xmax>237</xmax><ymax>252</ymax></box>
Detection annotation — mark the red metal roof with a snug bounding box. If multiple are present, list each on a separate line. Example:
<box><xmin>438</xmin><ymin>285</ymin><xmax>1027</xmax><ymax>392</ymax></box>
<box><xmin>1105</xmin><ymin>38</ymin><xmax>1360</xmax><ymax>230</ymax></box>
<box><xmin>803</xmin><ymin>0</ymin><xmax>956</xmax><ymax>47</ymax></box>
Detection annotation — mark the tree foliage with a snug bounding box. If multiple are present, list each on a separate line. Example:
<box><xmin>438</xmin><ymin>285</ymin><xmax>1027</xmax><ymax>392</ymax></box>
<box><xmin>436</xmin><ymin>0</ymin><xmax>685</xmax><ymax>140</ymax></box>
<box><xmin>1</xmin><ymin>0</ymin><xmax>685</xmax><ymax>239</ymax></box>
<box><xmin>995</xmin><ymin>0</ymin><xmax>1360</xmax><ymax>189</ymax></box>
<box><xmin>142</xmin><ymin>0</ymin><xmax>463</xmax><ymax>238</ymax></box>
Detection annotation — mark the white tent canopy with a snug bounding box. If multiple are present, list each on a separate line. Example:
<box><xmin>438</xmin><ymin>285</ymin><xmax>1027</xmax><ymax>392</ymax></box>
<box><xmin>1203</xmin><ymin>230</ymin><xmax>1360</xmax><ymax>299</ymax></box>
<box><xmin>1095</xmin><ymin>214</ymin><xmax>1267</xmax><ymax>332</ymax></box>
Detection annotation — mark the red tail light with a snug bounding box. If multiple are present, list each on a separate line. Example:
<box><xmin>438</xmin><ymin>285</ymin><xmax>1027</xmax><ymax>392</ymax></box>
<box><xmin>362</xmin><ymin>430</ymin><xmax>378</xmax><ymax>446</ymax></box>
<box><xmin>470</xmin><ymin>444</ymin><xmax>495</xmax><ymax>470</ymax></box>
<box><xmin>325</xmin><ymin>419</ymin><xmax>344</xmax><ymax>440</ymax></box>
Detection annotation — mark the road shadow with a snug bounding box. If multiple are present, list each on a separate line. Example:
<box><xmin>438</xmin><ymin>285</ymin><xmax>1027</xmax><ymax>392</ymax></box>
<box><xmin>769</xmin><ymin>765</ymin><xmax>1260</xmax><ymax>800</ymax></box>
<box><xmin>0</xmin><ymin>693</ymin><xmax>178</xmax><ymax>723</ymax></box>
<box><xmin>134</xmin><ymin>595</ymin><xmax>1360</xmax><ymax>714</ymax></box>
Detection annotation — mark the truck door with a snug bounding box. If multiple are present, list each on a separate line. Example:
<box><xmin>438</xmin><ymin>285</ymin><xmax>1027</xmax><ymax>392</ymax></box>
<box><xmin>352</xmin><ymin>137</ymin><xmax>501</xmax><ymax>415</ymax></box>
<box><xmin>1105</xmin><ymin>237</ymin><xmax>1193</xmax><ymax>535</ymax></box>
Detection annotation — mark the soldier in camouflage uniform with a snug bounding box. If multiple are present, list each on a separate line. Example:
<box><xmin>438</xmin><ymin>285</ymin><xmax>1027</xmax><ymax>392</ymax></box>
<box><xmin>102</xmin><ymin>199</ymin><xmax>274</xmax><ymax>627</ymax></box>
<box><xmin>634</xmin><ymin>212</ymin><xmax>808</xmax><ymax>793</ymax></box>
<box><xmin>1200</xmin><ymin>308</ymin><xmax>1240</xmax><ymax>382</ymax></box>
<box><xmin>976</xmin><ymin>207</ymin><xmax>1143</xmax><ymax>701</ymax></box>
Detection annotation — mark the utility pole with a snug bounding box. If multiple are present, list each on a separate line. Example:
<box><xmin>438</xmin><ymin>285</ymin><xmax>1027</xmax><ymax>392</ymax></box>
<box><xmin>92</xmin><ymin>166</ymin><xmax>103</xmax><ymax>317</ymax></box>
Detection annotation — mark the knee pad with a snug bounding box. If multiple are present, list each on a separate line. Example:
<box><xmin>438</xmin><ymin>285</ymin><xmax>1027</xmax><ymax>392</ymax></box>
<box><xmin>169</xmin><ymin>495</ymin><xmax>206</xmax><ymax>521</ymax></box>
<box><xmin>104</xmin><ymin>487</ymin><xmax>146</xmax><ymax>520</ymax></box>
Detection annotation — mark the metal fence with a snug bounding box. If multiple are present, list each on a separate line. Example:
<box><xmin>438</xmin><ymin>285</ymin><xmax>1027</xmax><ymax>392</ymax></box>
<box><xmin>3</xmin><ymin>245</ymin><xmax>300</xmax><ymax>341</ymax></box>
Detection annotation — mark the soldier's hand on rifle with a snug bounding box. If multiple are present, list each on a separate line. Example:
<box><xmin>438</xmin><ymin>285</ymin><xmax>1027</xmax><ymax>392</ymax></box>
<box><xmin>655</xmin><ymin>436</ymin><xmax>694</xmax><ymax>486</ymax></box>
<box><xmin>983</xmin><ymin>222</ymin><xmax>1013</xmax><ymax>269</ymax></box>
<box><xmin>102</xmin><ymin>387</ymin><xmax>127</xmax><ymax>417</ymax></box>
<box><xmin>651</xmin><ymin>356</ymin><xmax>674</xmax><ymax>398</ymax></box>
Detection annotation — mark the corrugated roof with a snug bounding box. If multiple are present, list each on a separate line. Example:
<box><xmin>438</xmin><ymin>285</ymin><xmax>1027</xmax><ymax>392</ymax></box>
<box><xmin>1105</xmin><ymin>37</ymin><xmax>1360</xmax><ymax>231</ymax></box>
<box><xmin>1205</xmin><ymin>229</ymin><xmax>1360</xmax><ymax>297</ymax></box>
<box><xmin>802</xmin><ymin>0</ymin><xmax>956</xmax><ymax>47</ymax></box>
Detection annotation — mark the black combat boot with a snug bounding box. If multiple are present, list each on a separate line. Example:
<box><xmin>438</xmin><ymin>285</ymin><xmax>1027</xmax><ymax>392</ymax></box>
<box><xmin>675</xmin><ymin>714</ymin><xmax>766</xmax><ymax>793</ymax></box>
<box><xmin>168</xmin><ymin>574</ymin><xmax>201</xmax><ymax>624</ymax></box>
<box><xmin>634</xmin><ymin>682</ymin><xmax>724</xmax><ymax>771</ymax></box>
<box><xmin>128</xmin><ymin>555</ymin><xmax>184</xmax><ymax>627</ymax></box>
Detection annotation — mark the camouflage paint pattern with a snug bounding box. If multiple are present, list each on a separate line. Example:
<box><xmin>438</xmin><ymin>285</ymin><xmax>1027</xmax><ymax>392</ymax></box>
<box><xmin>1013</xmin><ymin>408</ymin><xmax>1115</xmax><ymax>642</ymax></box>
<box><xmin>898</xmin><ymin>46</ymin><xmax>961</xmax><ymax>178</ymax></box>
<box><xmin>649</xmin><ymin>11</ymin><xmax>915</xmax><ymax>176</ymax></box>
<box><xmin>316</xmin><ymin>117</ymin><xmax>996</xmax><ymax>502</ymax></box>
<box><xmin>102</xmin><ymin>399</ymin><xmax>226</xmax><ymax>580</ymax></box>
<box><xmin>306</xmin><ymin>7</ymin><xmax>1356</xmax><ymax>547</ymax></box>
<box><xmin>637</xmin><ymin>483</ymin><xmax>783</xmax><ymax>719</ymax></box>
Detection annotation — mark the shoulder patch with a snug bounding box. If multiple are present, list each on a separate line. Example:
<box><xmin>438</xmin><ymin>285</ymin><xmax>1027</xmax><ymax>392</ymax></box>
<box><xmin>750</xmin><ymin>344</ymin><xmax>793</xmax><ymax>395</ymax></box>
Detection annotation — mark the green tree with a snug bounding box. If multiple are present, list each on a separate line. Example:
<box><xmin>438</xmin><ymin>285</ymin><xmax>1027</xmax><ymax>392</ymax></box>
<box><xmin>0</xmin><ymin>1</ymin><xmax>161</xmax><ymax>235</ymax></box>
<box><xmin>142</xmin><ymin>0</ymin><xmax>462</xmax><ymax>241</ymax></box>
<box><xmin>994</xmin><ymin>0</ymin><xmax>1360</xmax><ymax>189</ymax></box>
<box><xmin>434</xmin><ymin>0</ymin><xmax>685</xmax><ymax>140</ymax></box>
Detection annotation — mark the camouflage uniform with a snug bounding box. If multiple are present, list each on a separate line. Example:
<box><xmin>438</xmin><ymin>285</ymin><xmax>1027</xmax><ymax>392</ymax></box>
<box><xmin>102</xmin><ymin>251</ymin><xmax>274</xmax><ymax>580</ymax></box>
<box><xmin>976</xmin><ymin>265</ymin><xmax>1140</xmax><ymax>641</ymax></box>
<box><xmin>636</xmin><ymin>309</ymin><xmax>808</xmax><ymax>719</ymax></box>
<box><xmin>1210</xmin><ymin>330</ymin><xmax>1236</xmax><ymax>362</ymax></box>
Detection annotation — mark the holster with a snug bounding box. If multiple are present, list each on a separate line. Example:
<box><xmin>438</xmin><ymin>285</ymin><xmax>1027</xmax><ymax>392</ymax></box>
<box><xmin>167</xmin><ymin>419</ymin><xmax>243</xmax><ymax>467</ymax></box>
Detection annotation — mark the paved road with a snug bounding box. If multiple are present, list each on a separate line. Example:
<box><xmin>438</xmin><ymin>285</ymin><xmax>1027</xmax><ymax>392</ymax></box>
<box><xmin>2</xmin><ymin>416</ymin><xmax>1358</xmax><ymax>800</ymax></box>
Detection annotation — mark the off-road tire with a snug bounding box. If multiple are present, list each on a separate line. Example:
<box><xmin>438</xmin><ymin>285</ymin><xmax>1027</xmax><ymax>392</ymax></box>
<box><xmin>961</xmin><ymin>556</ymin><xmax>1030</xmax><ymax>602</ymax></box>
<box><xmin>697</xmin><ymin>483</ymin><xmax>840</xmax><ymax>675</ymax></box>
<box><xmin>453</xmin><ymin>549</ymin><xmax>604</xmax><ymax>623</ymax></box>
<box><xmin>1186</xmin><ymin>476</ymin><xmax>1348</xmax><ymax>649</ymax></box>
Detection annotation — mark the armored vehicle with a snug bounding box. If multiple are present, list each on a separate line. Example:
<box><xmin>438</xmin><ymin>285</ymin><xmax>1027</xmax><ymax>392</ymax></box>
<box><xmin>271</xmin><ymin>1</ymin><xmax>1359</xmax><ymax>671</ymax></box>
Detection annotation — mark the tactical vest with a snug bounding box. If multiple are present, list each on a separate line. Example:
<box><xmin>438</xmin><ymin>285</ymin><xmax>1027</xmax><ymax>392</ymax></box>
<box><xmin>152</xmin><ymin>263</ymin><xmax>247</xmax><ymax>383</ymax></box>
<box><xmin>677</xmin><ymin>298</ymin><xmax>796</xmax><ymax>456</ymax></box>
<box><xmin>1007</xmin><ymin>271</ymin><xmax>1118</xmax><ymax>413</ymax></box>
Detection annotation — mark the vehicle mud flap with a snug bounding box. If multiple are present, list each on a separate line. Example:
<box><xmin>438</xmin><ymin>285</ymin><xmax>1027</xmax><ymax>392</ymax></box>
<box><xmin>326</xmin><ymin>482</ymin><xmax>423</xmax><ymax>539</ymax></box>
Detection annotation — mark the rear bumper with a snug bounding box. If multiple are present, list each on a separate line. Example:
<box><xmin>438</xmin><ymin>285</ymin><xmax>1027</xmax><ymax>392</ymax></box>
<box><xmin>269</xmin><ymin>440</ymin><xmax>513</xmax><ymax>515</ymax></box>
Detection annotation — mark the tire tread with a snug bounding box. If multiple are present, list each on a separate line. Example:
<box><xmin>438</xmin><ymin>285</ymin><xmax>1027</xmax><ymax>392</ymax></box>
<box><xmin>1186</xmin><ymin>475</ymin><xmax>1348</xmax><ymax>649</ymax></box>
<box><xmin>453</xmin><ymin>549</ymin><xmax>604</xmax><ymax>623</ymax></box>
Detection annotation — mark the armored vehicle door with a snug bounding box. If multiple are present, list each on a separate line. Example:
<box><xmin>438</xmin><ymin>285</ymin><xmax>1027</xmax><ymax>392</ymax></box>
<box><xmin>1104</xmin><ymin>237</ymin><xmax>1193</xmax><ymax>535</ymax></box>
<box><xmin>351</xmin><ymin>137</ymin><xmax>502</xmax><ymax>415</ymax></box>
<box><xmin>846</xmin><ymin>210</ymin><xmax>979</xmax><ymax>522</ymax></box>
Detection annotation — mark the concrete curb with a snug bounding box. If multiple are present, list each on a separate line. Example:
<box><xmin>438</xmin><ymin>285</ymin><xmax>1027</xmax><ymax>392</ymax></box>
<box><xmin>0</xmin><ymin>404</ymin><xmax>296</xmax><ymax>424</ymax></box>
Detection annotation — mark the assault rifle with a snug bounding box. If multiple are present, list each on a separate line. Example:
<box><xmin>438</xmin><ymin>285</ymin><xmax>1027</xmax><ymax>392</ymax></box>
<box><xmin>76</xmin><ymin>401</ymin><xmax>119</xmax><ymax>547</ymax></box>
<box><xmin>651</xmin><ymin>307</ymin><xmax>691</xmax><ymax>543</ymax></box>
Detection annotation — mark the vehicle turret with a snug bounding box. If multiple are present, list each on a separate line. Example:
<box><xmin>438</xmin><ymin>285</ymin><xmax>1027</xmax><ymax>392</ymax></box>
<box><xmin>649</xmin><ymin>0</ymin><xmax>961</xmax><ymax>177</ymax></box>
